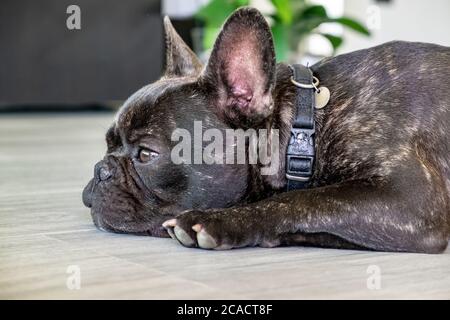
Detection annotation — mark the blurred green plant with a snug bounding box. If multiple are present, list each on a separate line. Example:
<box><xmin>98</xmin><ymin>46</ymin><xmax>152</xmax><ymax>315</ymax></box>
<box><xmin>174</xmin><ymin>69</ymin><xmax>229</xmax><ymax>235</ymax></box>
<box><xmin>195</xmin><ymin>0</ymin><xmax>370</xmax><ymax>61</ymax></box>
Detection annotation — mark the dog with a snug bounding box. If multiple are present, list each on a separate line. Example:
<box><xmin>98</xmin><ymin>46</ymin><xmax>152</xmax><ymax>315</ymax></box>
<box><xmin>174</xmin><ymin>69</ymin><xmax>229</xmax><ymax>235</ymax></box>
<box><xmin>82</xmin><ymin>7</ymin><xmax>450</xmax><ymax>253</ymax></box>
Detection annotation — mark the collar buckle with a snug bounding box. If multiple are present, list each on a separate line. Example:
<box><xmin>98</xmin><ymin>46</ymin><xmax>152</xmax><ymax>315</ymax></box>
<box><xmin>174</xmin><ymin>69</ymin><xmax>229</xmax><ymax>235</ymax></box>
<box><xmin>286</xmin><ymin>64</ymin><xmax>317</xmax><ymax>190</ymax></box>
<box><xmin>286</xmin><ymin>127</ymin><xmax>315</xmax><ymax>183</ymax></box>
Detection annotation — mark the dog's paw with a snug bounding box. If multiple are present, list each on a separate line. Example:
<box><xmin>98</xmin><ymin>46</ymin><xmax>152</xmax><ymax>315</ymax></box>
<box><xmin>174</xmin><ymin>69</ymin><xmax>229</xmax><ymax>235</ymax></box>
<box><xmin>162</xmin><ymin>209</ymin><xmax>270</xmax><ymax>250</ymax></box>
<box><xmin>162</xmin><ymin>211</ymin><xmax>230</xmax><ymax>249</ymax></box>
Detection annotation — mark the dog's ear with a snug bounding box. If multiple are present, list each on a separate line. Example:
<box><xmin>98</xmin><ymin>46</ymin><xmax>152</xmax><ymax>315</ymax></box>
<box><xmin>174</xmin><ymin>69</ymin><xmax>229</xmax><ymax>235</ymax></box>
<box><xmin>163</xmin><ymin>16</ymin><xmax>203</xmax><ymax>77</ymax></box>
<box><xmin>202</xmin><ymin>7</ymin><xmax>276</xmax><ymax>126</ymax></box>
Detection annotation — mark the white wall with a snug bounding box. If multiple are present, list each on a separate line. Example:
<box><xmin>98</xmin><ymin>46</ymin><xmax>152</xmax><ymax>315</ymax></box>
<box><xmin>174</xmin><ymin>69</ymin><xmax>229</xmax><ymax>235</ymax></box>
<box><xmin>339</xmin><ymin>0</ymin><xmax>450</xmax><ymax>54</ymax></box>
<box><xmin>162</xmin><ymin>0</ymin><xmax>208</xmax><ymax>18</ymax></box>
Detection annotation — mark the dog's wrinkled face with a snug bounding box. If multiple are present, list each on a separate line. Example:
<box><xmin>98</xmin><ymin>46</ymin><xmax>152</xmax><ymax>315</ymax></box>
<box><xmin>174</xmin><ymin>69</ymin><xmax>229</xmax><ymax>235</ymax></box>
<box><xmin>82</xmin><ymin>8</ymin><xmax>276</xmax><ymax>236</ymax></box>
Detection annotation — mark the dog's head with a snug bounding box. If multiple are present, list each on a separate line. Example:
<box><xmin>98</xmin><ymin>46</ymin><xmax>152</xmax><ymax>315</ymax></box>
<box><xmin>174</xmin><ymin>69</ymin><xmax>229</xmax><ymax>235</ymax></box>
<box><xmin>82</xmin><ymin>8</ymin><xmax>278</xmax><ymax>236</ymax></box>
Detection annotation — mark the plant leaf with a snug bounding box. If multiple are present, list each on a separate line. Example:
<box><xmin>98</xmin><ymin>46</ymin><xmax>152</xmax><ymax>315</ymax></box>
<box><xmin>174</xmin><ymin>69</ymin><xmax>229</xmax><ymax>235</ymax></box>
<box><xmin>203</xmin><ymin>27</ymin><xmax>221</xmax><ymax>51</ymax></box>
<box><xmin>300</xmin><ymin>4</ymin><xmax>328</xmax><ymax>19</ymax></box>
<box><xmin>196</xmin><ymin>0</ymin><xmax>247</xmax><ymax>27</ymax></box>
<box><xmin>271</xmin><ymin>23</ymin><xmax>290</xmax><ymax>61</ymax></box>
<box><xmin>271</xmin><ymin>0</ymin><xmax>293</xmax><ymax>24</ymax></box>
<box><xmin>293</xmin><ymin>17</ymin><xmax>327</xmax><ymax>35</ymax></box>
<box><xmin>331</xmin><ymin>17</ymin><xmax>370</xmax><ymax>35</ymax></box>
<box><xmin>320</xmin><ymin>33</ymin><xmax>343</xmax><ymax>51</ymax></box>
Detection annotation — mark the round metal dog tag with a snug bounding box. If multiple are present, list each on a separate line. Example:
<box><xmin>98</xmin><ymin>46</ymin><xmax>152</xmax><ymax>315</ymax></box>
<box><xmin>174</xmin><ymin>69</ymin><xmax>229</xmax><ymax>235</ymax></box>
<box><xmin>315</xmin><ymin>86</ymin><xmax>330</xmax><ymax>109</ymax></box>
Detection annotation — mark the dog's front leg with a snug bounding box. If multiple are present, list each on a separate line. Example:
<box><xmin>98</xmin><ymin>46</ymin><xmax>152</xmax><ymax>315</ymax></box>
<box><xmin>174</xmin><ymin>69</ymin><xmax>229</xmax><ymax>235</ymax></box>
<box><xmin>164</xmin><ymin>171</ymin><xmax>449</xmax><ymax>253</ymax></box>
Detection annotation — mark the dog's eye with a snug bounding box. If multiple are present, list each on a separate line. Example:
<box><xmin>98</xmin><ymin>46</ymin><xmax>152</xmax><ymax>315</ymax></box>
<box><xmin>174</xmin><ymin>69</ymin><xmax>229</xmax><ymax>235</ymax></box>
<box><xmin>138</xmin><ymin>148</ymin><xmax>158</xmax><ymax>163</ymax></box>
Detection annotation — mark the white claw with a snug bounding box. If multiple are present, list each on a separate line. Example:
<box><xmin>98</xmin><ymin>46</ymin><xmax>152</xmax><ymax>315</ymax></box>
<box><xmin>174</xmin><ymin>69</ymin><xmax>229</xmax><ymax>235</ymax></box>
<box><xmin>174</xmin><ymin>226</ymin><xmax>195</xmax><ymax>247</ymax></box>
<box><xmin>196</xmin><ymin>229</ymin><xmax>218</xmax><ymax>249</ymax></box>
<box><xmin>166</xmin><ymin>227</ymin><xmax>176</xmax><ymax>240</ymax></box>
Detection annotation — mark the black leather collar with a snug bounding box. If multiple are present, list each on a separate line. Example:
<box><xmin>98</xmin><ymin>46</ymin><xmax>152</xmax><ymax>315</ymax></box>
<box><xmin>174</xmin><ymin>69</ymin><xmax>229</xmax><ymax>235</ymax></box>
<box><xmin>286</xmin><ymin>64</ymin><xmax>316</xmax><ymax>191</ymax></box>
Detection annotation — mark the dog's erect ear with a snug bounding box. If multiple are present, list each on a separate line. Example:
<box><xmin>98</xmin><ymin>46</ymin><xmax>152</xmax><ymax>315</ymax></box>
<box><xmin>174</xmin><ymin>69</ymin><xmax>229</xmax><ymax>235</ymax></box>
<box><xmin>202</xmin><ymin>7</ymin><xmax>276</xmax><ymax>126</ymax></box>
<box><xmin>163</xmin><ymin>16</ymin><xmax>203</xmax><ymax>77</ymax></box>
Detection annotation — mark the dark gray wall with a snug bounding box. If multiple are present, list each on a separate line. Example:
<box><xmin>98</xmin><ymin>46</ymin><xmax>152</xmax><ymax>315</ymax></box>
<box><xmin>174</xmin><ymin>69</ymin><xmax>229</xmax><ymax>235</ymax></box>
<box><xmin>0</xmin><ymin>0</ymin><xmax>163</xmax><ymax>105</ymax></box>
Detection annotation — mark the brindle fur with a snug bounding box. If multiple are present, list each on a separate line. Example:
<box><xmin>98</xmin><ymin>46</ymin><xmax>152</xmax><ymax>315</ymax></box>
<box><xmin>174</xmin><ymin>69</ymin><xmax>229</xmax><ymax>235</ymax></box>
<box><xmin>83</xmin><ymin>8</ymin><xmax>450</xmax><ymax>253</ymax></box>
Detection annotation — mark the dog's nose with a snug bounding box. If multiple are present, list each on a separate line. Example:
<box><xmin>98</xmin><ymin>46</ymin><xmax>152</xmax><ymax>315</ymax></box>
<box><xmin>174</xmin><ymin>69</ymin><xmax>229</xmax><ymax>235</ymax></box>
<box><xmin>82</xmin><ymin>178</ymin><xmax>93</xmax><ymax>208</ymax></box>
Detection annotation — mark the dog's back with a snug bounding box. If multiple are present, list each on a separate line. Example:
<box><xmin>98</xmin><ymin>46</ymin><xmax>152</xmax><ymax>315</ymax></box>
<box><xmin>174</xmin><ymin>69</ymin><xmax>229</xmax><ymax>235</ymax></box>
<box><xmin>311</xmin><ymin>41</ymin><xmax>450</xmax><ymax>230</ymax></box>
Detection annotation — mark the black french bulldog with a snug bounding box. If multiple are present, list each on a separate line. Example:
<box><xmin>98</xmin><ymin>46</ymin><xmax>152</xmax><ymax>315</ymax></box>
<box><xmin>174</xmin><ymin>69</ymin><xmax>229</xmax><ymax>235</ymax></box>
<box><xmin>82</xmin><ymin>7</ymin><xmax>450</xmax><ymax>253</ymax></box>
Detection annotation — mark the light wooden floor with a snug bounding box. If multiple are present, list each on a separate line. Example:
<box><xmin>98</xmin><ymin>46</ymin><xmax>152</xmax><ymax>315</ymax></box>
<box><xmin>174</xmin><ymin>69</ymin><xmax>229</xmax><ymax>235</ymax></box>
<box><xmin>0</xmin><ymin>113</ymin><xmax>449</xmax><ymax>299</ymax></box>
